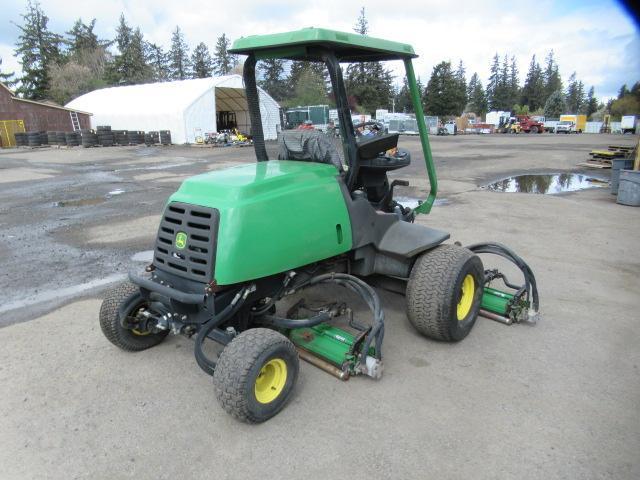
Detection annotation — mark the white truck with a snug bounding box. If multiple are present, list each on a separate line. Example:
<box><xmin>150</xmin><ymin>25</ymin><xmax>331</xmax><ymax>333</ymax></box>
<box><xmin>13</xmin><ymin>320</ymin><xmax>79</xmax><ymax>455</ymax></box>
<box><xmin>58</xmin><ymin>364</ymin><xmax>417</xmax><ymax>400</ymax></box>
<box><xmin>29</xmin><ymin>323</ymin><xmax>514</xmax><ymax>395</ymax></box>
<box><xmin>621</xmin><ymin>115</ymin><xmax>638</xmax><ymax>134</ymax></box>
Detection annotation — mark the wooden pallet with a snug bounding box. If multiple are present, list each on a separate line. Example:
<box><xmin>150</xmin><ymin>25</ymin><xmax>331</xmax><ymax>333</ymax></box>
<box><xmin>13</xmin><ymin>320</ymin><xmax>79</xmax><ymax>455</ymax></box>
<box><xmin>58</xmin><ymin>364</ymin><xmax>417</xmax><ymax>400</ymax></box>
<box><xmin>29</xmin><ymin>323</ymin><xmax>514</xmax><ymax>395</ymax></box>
<box><xmin>589</xmin><ymin>149</ymin><xmax>625</xmax><ymax>159</ymax></box>
<box><xmin>577</xmin><ymin>159</ymin><xmax>612</xmax><ymax>169</ymax></box>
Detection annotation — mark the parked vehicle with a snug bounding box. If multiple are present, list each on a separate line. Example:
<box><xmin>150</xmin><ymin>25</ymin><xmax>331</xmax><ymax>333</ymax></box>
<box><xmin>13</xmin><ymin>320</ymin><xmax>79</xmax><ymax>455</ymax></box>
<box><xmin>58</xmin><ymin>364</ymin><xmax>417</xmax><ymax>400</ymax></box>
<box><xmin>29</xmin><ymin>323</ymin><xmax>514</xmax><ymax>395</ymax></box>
<box><xmin>621</xmin><ymin>115</ymin><xmax>638</xmax><ymax>134</ymax></box>
<box><xmin>517</xmin><ymin>115</ymin><xmax>544</xmax><ymax>133</ymax></box>
<box><xmin>555</xmin><ymin>120</ymin><xmax>576</xmax><ymax>134</ymax></box>
<box><xmin>544</xmin><ymin>119</ymin><xmax>559</xmax><ymax>133</ymax></box>
<box><xmin>559</xmin><ymin>114</ymin><xmax>586</xmax><ymax>133</ymax></box>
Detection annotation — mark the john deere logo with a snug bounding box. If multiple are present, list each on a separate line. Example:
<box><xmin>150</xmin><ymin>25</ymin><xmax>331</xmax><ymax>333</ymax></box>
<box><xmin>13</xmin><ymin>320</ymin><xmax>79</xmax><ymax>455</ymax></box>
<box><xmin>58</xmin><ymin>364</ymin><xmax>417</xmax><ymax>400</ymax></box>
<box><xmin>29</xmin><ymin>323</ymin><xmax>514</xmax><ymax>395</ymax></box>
<box><xmin>175</xmin><ymin>232</ymin><xmax>187</xmax><ymax>249</ymax></box>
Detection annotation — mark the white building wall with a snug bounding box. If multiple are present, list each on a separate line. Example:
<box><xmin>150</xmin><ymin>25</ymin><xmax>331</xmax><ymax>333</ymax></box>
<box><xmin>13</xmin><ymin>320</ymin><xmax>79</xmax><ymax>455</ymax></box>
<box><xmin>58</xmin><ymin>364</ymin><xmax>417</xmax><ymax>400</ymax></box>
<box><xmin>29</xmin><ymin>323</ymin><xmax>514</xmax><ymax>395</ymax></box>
<box><xmin>184</xmin><ymin>89</ymin><xmax>216</xmax><ymax>144</ymax></box>
<box><xmin>66</xmin><ymin>75</ymin><xmax>280</xmax><ymax>144</ymax></box>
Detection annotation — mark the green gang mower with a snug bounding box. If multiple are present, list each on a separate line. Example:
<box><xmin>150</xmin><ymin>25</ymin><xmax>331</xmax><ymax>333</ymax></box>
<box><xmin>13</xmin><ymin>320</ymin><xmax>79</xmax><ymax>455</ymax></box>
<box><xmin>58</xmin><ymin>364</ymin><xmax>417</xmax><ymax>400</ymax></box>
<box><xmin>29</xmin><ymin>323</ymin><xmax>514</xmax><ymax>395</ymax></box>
<box><xmin>99</xmin><ymin>28</ymin><xmax>539</xmax><ymax>423</ymax></box>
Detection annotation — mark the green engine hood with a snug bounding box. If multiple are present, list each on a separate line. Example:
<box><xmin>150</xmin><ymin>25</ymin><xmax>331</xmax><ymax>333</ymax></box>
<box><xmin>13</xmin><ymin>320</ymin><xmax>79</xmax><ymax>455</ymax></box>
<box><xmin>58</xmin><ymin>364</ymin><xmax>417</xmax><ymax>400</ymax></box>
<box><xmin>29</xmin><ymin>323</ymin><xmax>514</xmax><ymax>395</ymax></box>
<box><xmin>167</xmin><ymin>160</ymin><xmax>353</xmax><ymax>285</ymax></box>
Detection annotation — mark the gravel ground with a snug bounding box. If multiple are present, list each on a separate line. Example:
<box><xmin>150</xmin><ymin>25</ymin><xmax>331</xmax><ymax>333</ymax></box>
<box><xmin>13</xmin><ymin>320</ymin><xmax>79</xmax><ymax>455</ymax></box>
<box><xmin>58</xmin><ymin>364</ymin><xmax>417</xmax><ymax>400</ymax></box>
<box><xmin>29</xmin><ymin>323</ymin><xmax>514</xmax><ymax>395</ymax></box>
<box><xmin>0</xmin><ymin>133</ymin><xmax>638</xmax><ymax>479</ymax></box>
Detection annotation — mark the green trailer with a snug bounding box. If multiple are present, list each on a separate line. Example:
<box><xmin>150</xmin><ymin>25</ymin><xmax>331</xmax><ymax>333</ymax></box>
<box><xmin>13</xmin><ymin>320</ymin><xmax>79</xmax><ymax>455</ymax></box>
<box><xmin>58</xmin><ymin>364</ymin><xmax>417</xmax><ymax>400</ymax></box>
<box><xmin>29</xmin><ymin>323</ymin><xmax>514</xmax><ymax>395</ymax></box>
<box><xmin>285</xmin><ymin>104</ymin><xmax>330</xmax><ymax>129</ymax></box>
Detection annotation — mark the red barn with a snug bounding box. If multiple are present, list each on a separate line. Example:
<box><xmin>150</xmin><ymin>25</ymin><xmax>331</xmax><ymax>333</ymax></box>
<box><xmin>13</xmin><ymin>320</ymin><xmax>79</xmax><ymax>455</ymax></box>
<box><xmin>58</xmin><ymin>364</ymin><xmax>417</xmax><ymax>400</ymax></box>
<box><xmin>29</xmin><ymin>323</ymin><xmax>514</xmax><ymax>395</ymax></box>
<box><xmin>0</xmin><ymin>82</ymin><xmax>91</xmax><ymax>146</ymax></box>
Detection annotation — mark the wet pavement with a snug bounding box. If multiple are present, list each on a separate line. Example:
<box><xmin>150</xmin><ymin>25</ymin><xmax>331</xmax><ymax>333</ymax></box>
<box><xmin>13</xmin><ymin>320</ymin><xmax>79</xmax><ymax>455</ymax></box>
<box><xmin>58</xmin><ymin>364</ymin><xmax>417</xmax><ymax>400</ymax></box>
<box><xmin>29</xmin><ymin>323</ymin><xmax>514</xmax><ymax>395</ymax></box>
<box><xmin>0</xmin><ymin>134</ymin><xmax>629</xmax><ymax>326</ymax></box>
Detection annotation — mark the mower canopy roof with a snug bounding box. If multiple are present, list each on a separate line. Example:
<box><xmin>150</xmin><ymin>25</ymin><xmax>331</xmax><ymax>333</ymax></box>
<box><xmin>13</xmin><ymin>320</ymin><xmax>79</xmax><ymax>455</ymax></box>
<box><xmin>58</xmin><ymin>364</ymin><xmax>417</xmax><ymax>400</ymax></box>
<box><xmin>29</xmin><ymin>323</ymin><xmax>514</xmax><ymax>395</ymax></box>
<box><xmin>230</xmin><ymin>27</ymin><xmax>417</xmax><ymax>62</ymax></box>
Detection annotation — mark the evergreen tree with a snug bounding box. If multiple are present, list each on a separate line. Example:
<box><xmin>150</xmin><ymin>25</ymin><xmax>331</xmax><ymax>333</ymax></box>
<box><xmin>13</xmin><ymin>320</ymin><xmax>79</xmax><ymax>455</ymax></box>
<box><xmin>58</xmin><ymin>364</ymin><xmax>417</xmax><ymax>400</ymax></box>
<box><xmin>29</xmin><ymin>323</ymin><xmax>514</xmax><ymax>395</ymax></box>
<box><xmin>0</xmin><ymin>57</ymin><xmax>17</xmax><ymax>87</ymax></box>
<box><xmin>423</xmin><ymin>61</ymin><xmax>459</xmax><ymax>116</ymax></box>
<box><xmin>344</xmin><ymin>8</ymin><xmax>394</xmax><ymax>114</ymax></box>
<box><xmin>507</xmin><ymin>55</ymin><xmax>520</xmax><ymax>109</ymax></box>
<box><xmin>147</xmin><ymin>43</ymin><xmax>170</xmax><ymax>81</ymax></box>
<box><xmin>394</xmin><ymin>77</ymin><xmax>413</xmax><ymax>113</ymax></box>
<box><xmin>543</xmin><ymin>50</ymin><xmax>562</xmax><ymax>100</ymax></box>
<box><xmin>258</xmin><ymin>59</ymin><xmax>287</xmax><ymax>102</ymax></box>
<box><xmin>565</xmin><ymin>72</ymin><xmax>585</xmax><ymax>113</ymax></box>
<box><xmin>617</xmin><ymin>84</ymin><xmax>629</xmax><ymax>99</ymax></box>
<box><xmin>497</xmin><ymin>54</ymin><xmax>510</xmax><ymax>110</ymax></box>
<box><xmin>520</xmin><ymin>54</ymin><xmax>545</xmax><ymax>111</ymax></box>
<box><xmin>213</xmin><ymin>33</ymin><xmax>238</xmax><ymax>76</ymax></box>
<box><xmin>287</xmin><ymin>60</ymin><xmax>306</xmax><ymax>93</ymax></box>
<box><xmin>168</xmin><ymin>26</ymin><xmax>190</xmax><ymax>80</ymax></box>
<box><xmin>107</xmin><ymin>15</ymin><xmax>152</xmax><ymax>85</ymax></box>
<box><xmin>544</xmin><ymin>90</ymin><xmax>566</xmax><ymax>118</ymax></box>
<box><xmin>585</xmin><ymin>86</ymin><xmax>598</xmax><ymax>119</ymax></box>
<box><xmin>65</xmin><ymin>18</ymin><xmax>106</xmax><ymax>55</ymax></box>
<box><xmin>467</xmin><ymin>73</ymin><xmax>488</xmax><ymax>117</ymax></box>
<box><xmin>191</xmin><ymin>42</ymin><xmax>213</xmax><ymax>78</ymax></box>
<box><xmin>287</xmin><ymin>66</ymin><xmax>328</xmax><ymax>106</ymax></box>
<box><xmin>48</xmin><ymin>17</ymin><xmax>111</xmax><ymax>104</ymax></box>
<box><xmin>13</xmin><ymin>0</ymin><xmax>63</xmax><ymax>99</ymax></box>
<box><xmin>486</xmin><ymin>53</ymin><xmax>500</xmax><ymax>110</ymax></box>
<box><xmin>453</xmin><ymin>60</ymin><xmax>467</xmax><ymax>115</ymax></box>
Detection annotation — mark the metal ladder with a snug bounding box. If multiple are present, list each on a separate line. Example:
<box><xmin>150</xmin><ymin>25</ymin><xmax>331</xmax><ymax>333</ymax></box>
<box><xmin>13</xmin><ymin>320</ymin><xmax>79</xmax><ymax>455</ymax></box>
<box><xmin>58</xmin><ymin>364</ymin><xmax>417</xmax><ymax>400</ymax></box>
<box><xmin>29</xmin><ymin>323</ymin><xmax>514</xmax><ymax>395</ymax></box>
<box><xmin>69</xmin><ymin>111</ymin><xmax>81</xmax><ymax>131</ymax></box>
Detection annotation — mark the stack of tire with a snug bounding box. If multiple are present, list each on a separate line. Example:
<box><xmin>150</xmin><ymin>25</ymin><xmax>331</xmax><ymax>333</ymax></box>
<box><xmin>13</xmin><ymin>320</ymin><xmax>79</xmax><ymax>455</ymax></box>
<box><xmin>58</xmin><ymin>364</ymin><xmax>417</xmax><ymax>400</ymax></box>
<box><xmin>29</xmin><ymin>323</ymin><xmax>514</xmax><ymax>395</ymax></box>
<box><xmin>56</xmin><ymin>132</ymin><xmax>66</xmax><ymax>145</ymax></box>
<box><xmin>97</xmin><ymin>126</ymin><xmax>114</xmax><ymax>147</ymax></box>
<box><xmin>65</xmin><ymin>132</ymin><xmax>80</xmax><ymax>146</ymax></box>
<box><xmin>77</xmin><ymin>129</ymin><xmax>98</xmax><ymax>148</ymax></box>
<box><xmin>148</xmin><ymin>131</ymin><xmax>160</xmax><ymax>145</ymax></box>
<box><xmin>26</xmin><ymin>131</ymin><xmax>42</xmax><ymax>147</ymax></box>
<box><xmin>14</xmin><ymin>132</ymin><xmax>27</xmax><ymax>147</ymax></box>
<box><xmin>159</xmin><ymin>130</ymin><xmax>171</xmax><ymax>145</ymax></box>
<box><xmin>46</xmin><ymin>131</ymin><xmax>59</xmax><ymax>145</ymax></box>
<box><xmin>113</xmin><ymin>130</ymin><xmax>128</xmax><ymax>146</ymax></box>
<box><xmin>39</xmin><ymin>131</ymin><xmax>49</xmax><ymax>146</ymax></box>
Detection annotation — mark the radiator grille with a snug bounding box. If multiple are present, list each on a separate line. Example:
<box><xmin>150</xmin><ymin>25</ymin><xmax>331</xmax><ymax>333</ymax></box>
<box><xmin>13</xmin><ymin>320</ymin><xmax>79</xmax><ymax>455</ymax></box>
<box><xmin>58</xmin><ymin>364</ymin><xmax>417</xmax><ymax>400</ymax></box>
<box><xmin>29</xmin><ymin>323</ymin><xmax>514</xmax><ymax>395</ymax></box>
<box><xmin>153</xmin><ymin>201</ymin><xmax>219</xmax><ymax>282</ymax></box>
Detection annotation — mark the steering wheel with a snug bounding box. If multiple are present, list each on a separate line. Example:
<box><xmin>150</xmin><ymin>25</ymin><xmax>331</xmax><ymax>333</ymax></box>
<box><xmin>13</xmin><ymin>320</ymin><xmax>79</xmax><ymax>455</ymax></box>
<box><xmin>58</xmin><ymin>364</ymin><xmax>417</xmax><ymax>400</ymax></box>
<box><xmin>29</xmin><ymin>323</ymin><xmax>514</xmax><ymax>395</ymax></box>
<box><xmin>353</xmin><ymin>121</ymin><xmax>385</xmax><ymax>137</ymax></box>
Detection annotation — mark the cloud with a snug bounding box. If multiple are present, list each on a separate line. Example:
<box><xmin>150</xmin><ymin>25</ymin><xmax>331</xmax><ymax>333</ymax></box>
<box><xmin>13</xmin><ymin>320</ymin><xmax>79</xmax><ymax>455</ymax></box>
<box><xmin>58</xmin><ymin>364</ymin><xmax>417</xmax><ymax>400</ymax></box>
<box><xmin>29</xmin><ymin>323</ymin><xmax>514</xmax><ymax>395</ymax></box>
<box><xmin>0</xmin><ymin>0</ymin><xmax>638</xmax><ymax>99</ymax></box>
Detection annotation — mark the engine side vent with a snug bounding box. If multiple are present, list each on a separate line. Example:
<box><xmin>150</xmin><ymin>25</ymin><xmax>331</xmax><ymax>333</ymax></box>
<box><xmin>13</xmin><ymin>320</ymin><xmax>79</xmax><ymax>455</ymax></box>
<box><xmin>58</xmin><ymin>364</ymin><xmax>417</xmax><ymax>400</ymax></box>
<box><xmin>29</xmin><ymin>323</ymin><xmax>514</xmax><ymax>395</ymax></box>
<box><xmin>153</xmin><ymin>201</ymin><xmax>219</xmax><ymax>282</ymax></box>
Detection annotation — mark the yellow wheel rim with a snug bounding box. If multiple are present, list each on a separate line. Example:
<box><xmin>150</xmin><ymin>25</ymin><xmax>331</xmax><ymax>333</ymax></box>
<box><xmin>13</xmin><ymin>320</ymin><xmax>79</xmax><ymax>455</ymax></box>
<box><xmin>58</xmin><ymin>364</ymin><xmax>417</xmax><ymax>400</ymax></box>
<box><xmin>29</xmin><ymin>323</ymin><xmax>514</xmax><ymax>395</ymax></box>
<box><xmin>457</xmin><ymin>274</ymin><xmax>475</xmax><ymax>321</ymax></box>
<box><xmin>254</xmin><ymin>358</ymin><xmax>287</xmax><ymax>404</ymax></box>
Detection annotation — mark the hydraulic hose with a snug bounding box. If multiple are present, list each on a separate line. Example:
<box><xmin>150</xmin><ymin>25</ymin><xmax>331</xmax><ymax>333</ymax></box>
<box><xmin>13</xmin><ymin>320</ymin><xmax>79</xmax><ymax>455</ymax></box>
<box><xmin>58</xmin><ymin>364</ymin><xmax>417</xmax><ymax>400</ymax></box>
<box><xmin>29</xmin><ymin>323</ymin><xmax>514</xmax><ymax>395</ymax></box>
<box><xmin>259</xmin><ymin>311</ymin><xmax>332</xmax><ymax>329</ymax></box>
<box><xmin>466</xmin><ymin>242</ymin><xmax>539</xmax><ymax>312</ymax></box>
<box><xmin>284</xmin><ymin>273</ymin><xmax>385</xmax><ymax>363</ymax></box>
<box><xmin>194</xmin><ymin>285</ymin><xmax>250</xmax><ymax>376</ymax></box>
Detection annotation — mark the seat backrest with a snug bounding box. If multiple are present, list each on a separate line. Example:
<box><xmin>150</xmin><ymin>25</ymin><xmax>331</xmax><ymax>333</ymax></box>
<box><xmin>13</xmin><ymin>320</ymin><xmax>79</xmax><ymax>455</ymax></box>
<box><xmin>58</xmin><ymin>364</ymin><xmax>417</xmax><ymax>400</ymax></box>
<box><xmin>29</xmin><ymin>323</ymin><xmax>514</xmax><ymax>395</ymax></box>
<box><xmin>278</xmin><ymin>130</ymin><xmax>343</xmax><ymax>172</ymax></box>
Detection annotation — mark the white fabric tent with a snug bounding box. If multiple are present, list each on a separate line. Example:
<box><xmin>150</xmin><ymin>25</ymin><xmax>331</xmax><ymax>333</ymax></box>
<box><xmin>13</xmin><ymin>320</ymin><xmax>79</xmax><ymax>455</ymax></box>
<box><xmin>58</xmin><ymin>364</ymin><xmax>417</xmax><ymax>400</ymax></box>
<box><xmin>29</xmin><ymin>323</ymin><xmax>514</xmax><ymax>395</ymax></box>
<box><xmin>65</xmin><ymin>75</ymin><xmax>281</xmax><ymax>144</ymax></box>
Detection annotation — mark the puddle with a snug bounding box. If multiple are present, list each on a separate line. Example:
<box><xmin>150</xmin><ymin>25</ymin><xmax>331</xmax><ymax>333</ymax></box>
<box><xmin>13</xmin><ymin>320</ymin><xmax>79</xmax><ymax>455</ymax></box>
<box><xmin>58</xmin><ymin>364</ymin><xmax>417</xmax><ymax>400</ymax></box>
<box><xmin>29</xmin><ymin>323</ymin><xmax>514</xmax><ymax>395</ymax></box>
<box><xmin>131</xmin><ymin>250</ymin><xmax>154</xmax><ymax>262</ymax></box>
<box><xmin>396</xmin><ymin>196</ymin><xmax>450</xmax><ymax>209</ymax></box>
<box><xmin>115</xmin><ymin>162</ymin><xmax>186</xmax><ymax>173</ymax></box>
<box><xmin>53</xmin><ymin>197</ymin><xmax>106</xmax><ymax>207</ymax></box>
<box><xmin>482</xmin><ymin>173</ymin><xmax>607</xmax><ymax>194</ymax></box>
<box><xmin>53</xmin><ymin>188</ymin><xmax>127</xmax><ymax>207</ymax></box>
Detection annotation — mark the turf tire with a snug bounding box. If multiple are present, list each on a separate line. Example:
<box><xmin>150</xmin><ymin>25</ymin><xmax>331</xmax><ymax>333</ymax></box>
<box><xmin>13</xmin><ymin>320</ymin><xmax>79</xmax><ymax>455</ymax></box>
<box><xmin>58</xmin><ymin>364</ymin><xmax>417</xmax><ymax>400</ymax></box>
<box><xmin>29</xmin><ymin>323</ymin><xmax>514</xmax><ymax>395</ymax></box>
<box><xmin>213</xmin><ymin>328</ymin><xmax>299</xmax><ymax>423</ymax></box>
<box><xmin>406</xmin><ymin>244</ymin><xmax>484</xmax><ymax>342</ymax></box>
<box><xmin>99</xmin><ymin>282</ymin><xmax>169</xmax><ymax>351</ymax></box>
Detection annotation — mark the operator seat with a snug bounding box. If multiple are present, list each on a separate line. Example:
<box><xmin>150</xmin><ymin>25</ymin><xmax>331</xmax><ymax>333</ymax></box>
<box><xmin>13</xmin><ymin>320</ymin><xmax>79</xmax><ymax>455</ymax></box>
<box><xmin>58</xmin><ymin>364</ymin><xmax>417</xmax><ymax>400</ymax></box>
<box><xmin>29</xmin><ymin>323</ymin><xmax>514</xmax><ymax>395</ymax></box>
<box><xmin>278</xmin><ymin>130</ymin><xmax>343</xmax><ymax>172</ymax></box>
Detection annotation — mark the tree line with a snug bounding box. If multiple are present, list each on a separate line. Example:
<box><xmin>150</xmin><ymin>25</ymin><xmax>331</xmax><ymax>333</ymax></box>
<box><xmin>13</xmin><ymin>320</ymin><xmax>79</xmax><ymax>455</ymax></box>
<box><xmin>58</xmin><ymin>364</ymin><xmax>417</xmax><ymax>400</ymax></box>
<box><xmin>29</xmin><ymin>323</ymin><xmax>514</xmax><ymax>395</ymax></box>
<box><xmin>1</xmin><ymin>2</ymin><xmax>638</xmax><ymax>120</ymax></box>
<box><xmin>257</xmin><ymin>8</ymin><xmax>395</xmax><ymax>113</ymax></box>
<box><xmin>2</xmin><ymin>0</ymin><xmax>240</xmax><ymax>104</ymax></box>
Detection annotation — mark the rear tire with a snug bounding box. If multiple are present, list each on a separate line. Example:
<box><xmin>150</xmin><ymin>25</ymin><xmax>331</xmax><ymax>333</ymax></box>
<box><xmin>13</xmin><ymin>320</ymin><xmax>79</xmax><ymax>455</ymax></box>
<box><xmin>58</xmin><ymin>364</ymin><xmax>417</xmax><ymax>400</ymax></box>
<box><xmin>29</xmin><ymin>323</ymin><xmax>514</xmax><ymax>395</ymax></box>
<box><xmin>406</xmin><ymin>245</ymin><xmax>484</xmax><ymax>342</ymax></box>
<box><xmin>213</xmin><ymin>328</ymin><xmax>299</xmax><ymax>423</ymax></box>
<box><xmin>99</xmin><ymin>282</ymin><xmax>169</xmax><ymax>351</ymax></box>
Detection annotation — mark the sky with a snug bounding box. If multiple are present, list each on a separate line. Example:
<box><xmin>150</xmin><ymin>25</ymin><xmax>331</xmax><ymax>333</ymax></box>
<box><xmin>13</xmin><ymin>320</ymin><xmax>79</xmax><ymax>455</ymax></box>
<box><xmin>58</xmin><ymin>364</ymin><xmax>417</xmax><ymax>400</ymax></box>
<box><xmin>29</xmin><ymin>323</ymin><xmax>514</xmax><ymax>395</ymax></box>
<box><xmin>0</xmin><ymin>0</ymin><xmax>638</xmax><ymax>100</ymax></box>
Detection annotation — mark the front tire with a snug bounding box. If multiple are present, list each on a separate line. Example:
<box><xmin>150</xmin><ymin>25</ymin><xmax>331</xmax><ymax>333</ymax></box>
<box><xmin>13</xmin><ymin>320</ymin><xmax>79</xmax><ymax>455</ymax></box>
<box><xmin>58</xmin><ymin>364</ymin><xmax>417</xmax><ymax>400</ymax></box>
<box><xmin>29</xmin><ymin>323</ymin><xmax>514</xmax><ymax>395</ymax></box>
<box><xmin>406</xmin><ymin>245</ymin><xmax>484</xmax><ymax>342</ymax></box>
<box><xmin>99</xmin><ymin>282</ymin><xmax>169</xmax><ymax>351</ymax></box>
<box><xmin>213</xmin><ymin>328</ymin><xmax>299</xmax><ymax>423</ymax></box>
